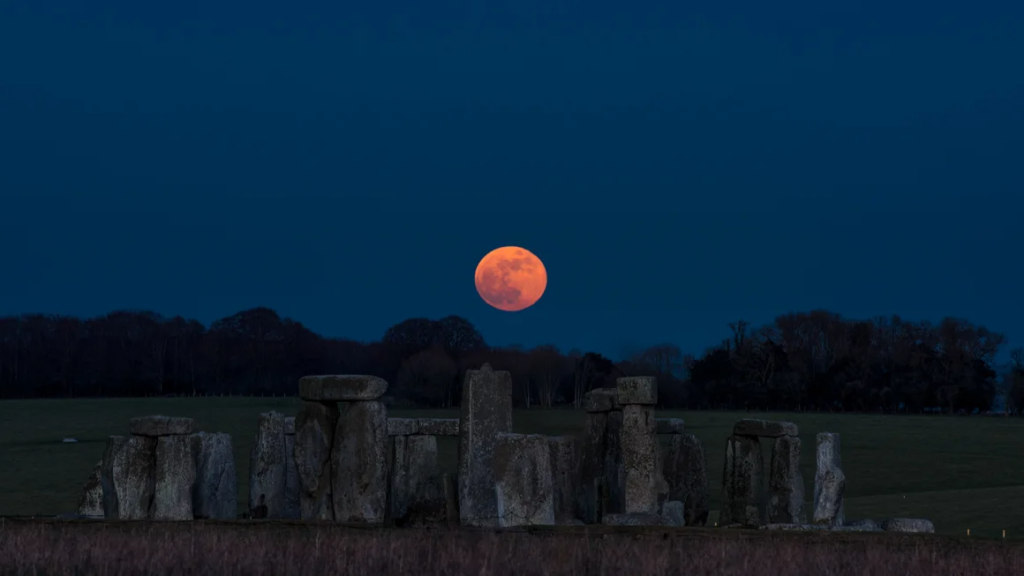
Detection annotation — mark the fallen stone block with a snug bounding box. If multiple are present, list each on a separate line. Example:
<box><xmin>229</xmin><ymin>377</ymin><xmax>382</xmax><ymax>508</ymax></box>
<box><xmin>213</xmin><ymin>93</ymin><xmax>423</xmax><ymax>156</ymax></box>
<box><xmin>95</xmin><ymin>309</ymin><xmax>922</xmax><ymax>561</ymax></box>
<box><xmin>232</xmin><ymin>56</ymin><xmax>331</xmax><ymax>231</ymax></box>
<box><xmin>191</xmin><ymin>432</ymin><xmax>237</xmax><ymax>520</ymax></box>
<box><xmin>152</xmin><ymin>434</ymin><xmax>196</xmax><ymax>520</ymax></box>
<box><xmin>294</xmin><ymin>401</ymin><xmax>339</xmax><ymax>520</ymax></box>
<box><xmin>836</xmin><ymin>519</ymin><xmax>883</xmax><ymax>532</ymax></box>
<box><xmin>733</xmin><ymin>419</ymin><xmax>798</xmax><ymax>438</ymax></box>
<box><xmin>882</xmin><ymin>518</ymin><xmax>934</xmax><ymax>533</ymax></box>
<box><xmin>130</xmin><ymin>416</ymin><xmax>195</xmax><ymax>437</ymax></box>
<box><xmin>655</xmin><ymin>418</ymin><xmax>684</xmax><ymax>434</ymax></box>
<box><xmin>760</xmin><ymin>523</ymin><xmax>827</xmax><ymax>531</ymax></box>
<box><xmin>102</xmin><ymin>435</ymin><xmax>156</xmax><ymax>520</ymax></box>
<box><xmin>813</xmin><ymin>432</ymin><xmax>845</xmax><ymax>528</ymax></box>
<box><xmin>493</xmin><ymin>433</ymin><xmax>555</xmax><ymax>527</ymax></box>
<box><xmin>663</xmin><ymin>433</ymin><xmax>709</xmax><ymax>526</ymax></box>
<box><xmin>391</xmin><ymin>435</ymin><xmax>447</xmax><ymax>526</ymax></box>
<box><xmin>249</xmin><ymin>411</ymin><xmax>287</xmax><ymax>519</ymax></box>
<box><xmin>616</xmin><ymin>376</ymin><xmax>657</xmax><ymax>405</ymax></box>
<box><xmin>583</xmin><ymin>388</ymin><xmax>618</xmax><ymax>412</ymax></box>
<box><xmin>458</xmin><ymin>363</ymin><xmax>513</xmax><ymax>527</ymax></box>
<box><xmin>76</xmin><ymin>460</ymin><xmax>104</xmax><ymax>518</ymax></box>
<box><xmin>721</xmin><ymin>435</ymin><xmax>763</xmax><ymax>526</ymax></box>
<box><xmin>299</xmin><ymin>374</ymin><xmax>388</xmax><ymax>401</ymax></box>
<box><xmin>767</xmin><ymin>435</ymin><xmax>805</xmax><ymax>524</ymax></box>
<box><xmin>332</xmin><ymin>400</ymin><xmax>388</xmax><ymax>523</ymax></box>
<box><xmin>602</xmin><ymin>513</ymin><xmax>672</xmax><ymax>526</ymax></box>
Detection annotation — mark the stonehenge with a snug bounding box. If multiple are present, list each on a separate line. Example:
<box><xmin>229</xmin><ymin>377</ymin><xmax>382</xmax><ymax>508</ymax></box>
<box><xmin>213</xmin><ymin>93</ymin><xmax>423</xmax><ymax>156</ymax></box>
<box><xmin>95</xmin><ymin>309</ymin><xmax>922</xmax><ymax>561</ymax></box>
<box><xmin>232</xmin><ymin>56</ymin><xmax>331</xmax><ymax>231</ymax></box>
<box><xmin>75</xmin><ymin>369</ymin><xmax>932</xmax><ymax>534</ymax></box>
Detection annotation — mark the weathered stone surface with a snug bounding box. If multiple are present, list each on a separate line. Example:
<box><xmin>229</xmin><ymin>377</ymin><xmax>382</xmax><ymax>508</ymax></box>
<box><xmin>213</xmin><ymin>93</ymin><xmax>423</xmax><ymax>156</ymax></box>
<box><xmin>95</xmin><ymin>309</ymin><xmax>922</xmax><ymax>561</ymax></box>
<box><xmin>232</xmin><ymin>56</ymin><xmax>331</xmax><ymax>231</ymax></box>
<box><xmin>249</xmin><ymin>411</ymin><xmax>287</xmax><ymax>519</ymax></box>
<box><xmin>332</xmin><ymin>400</ymin><xmax>388</xmax><ymax>523</ymax></box>
<box><xmin>387</xmin><ymin>418</ymin><xmax>460</xmax><ymax>436</ymax></box>
<box><xmin>720</xmin><ymin>435</ymin><xmax>763</xmax><ymax>526</ymax></box>
<box><xmin>621</xmin><ymin>404</ymin><xmax>659</xmax><ymax>514</ymax></box>
<box><xmin>284</xmin><ymin>433</ymin><xmax>300</xmax><ymax>519</ymax></box>
<box><xmin>458</xmin><ymin>363</ymin><xmax>513</xmax><ymax>527</ymax></box>
<box><xmin>733</xmin><ymin>419</ymin><xmax>798</xmax><ymax>438</ymax></box>
<box><xmin>655</xmin><ymin>418</ymin><xmax>685</xmax><ymax>435</ymax></box>
<box><xmin>882</xmin><ymin>518</ymin><xmax>934</xmax><ymax>533</ymax></box>
<box><xmin>662</xmin><ymin>500</ymin><xmax>685</xmax><ymax>526</ymax></box>
<box><xmin>839</xmin><ymin>519</ymin><xmax>883</xmax><ymax>532</ymax></box>
<box><xmin>760</xmin><ymin>523</ymin><xmax>827</xmax><ymax>531</ymax></box>
<box><xmin>583</xmin><ymin>388</ymin><xmax>617</xmax><ymax>412</ymax></box>
<box><xmin>130</xmin><ymin>415</ymin><xmax>195</xmax><ymax>437</ymax></box>
<box><xmin>602</xmin><ymin>513</ymin><xmax>671</xmax><ymax>526</ymax></box>
<box><xmin>101</xmin><ymin>435</ymin><xmax>156</xmax><ymax>519</ymax></box>
<box><xmin>391</xmin><ymin>435</ymin><xmax>447</xmax><ymax>526</ymax></box>
<box><xmin>493</xmin><ymin>433</ymin><xmax>555</xmax><ymax>527</ymax></box>
<box><xmin>577</xmin><ymin>412</ymin><xmax>607</xmax><ymax>523</ymax></box>
<box><xmin>616</xmin><ymin>376</ymin><xmax>657</xmax><ymax>405</ymax></box>
<box><xmin>191</xmin><ymin>432</ymin><xmax>237</xmax><ymax>520</ymax></box>
<box><xmin>663</xmin><ymin>433</ymin><xmax>710</xmax><ymax>526</ymax></box>
<box><xmin>548</xmin><ymin>435</ymin><xmax>579</xmax><ymax>524</ymax></box>
<box><xmin>442</xmin><ymin>472</ymin><xmax>459</xmax><ymax>526</ymax></box>
<box><xmin>284</xmin><ymin>417</ymin><xmax>295</xmax><ymax>435</ymax></box>
<box><xmin>294</xmin><ymin>401</ymin><xmax>339</xmax><ymax>520</ymax></box>
<box><xmin>602</xmin><ymin>410</ymin><xmax>625</xmax><ymax>514</ymax></box>
<box><xmin>768</xmin><ymin>435</ymin><xmax>805</xmax><ymax>524</ymax></box>
<box><xmin>152</xmin><ymin>434</ymin><xmax>196</xmax><ymax>520</ymax></box>
<box><xmin>813</xmin><ymin>432</ymin><xmax>845</xmax><ymax>527</ymax></box>
<box><xmin>299</xmin><ymin>374</ymin><xmax>388</xmax><ymax>401</ymax></box>
<box><xmin>76</xmin><ymin>460</ymin><xmax>104</xmax><ymax>517</ymax></box>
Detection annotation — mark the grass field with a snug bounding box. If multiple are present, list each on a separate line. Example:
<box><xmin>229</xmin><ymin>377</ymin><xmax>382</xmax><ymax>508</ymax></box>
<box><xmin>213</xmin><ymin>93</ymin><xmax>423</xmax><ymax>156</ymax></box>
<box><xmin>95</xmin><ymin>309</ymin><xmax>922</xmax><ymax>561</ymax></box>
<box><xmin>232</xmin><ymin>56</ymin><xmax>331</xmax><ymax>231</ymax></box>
<box><xmin>1</xmin><ymin>397</ymin><xmax>1022</xmax><ymax>539</ymax></box>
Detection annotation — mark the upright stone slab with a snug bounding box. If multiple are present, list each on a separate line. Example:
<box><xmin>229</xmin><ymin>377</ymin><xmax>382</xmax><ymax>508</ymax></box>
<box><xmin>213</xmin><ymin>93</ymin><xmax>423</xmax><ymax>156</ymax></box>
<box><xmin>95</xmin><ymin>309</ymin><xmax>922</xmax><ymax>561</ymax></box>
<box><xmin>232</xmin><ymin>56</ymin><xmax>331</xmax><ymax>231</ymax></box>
<box><xmin>294</xmin><ymin>401</ymin><xmax>339</xmax><ymax>520</ymax></box>
<box><xmin>602</xmin><ymin>410</ymin><xmax>625</xmax><ymax>514</ymax></box>
<box><xmin>813</xmin><ymin>432</ymin><xmax>845</xmax><ymax>527</ymax></box>
<box><xmin>548</xmin><ymin>435</ymin><xmax>579</xmax><ymax>523</ymax></box>
<box><xmin>152</xmin><ymin>434</ymin><xmax>196</xmax><ymax>520</ymax></box>
<box><xmin>616</xmin><ymin>376</ymin><xmax>657</xmax><ymax>405</ymax></box>
<box><xmin>76</xmin><ymin>460</ymin><xmax>104</xmax><ymax>517</ymax></box>
<box><xmin>457</xmin><ymin>363</ymin><xmax>513</xmax><ymax>527</ymax></box>
<box><xmin>101</xmin><ymin>435</ymin><xmax>157</xmax><ymax>520</ymax></box>
<box><xmin>577</xmin><ymin>411</ymin><xmax>608</xmax><ymax>523</ymax></box>
<box><xmin>721</xmin><ymin>435</ymin><xmax>764</xmax><ymax>526</ymax></box>
<box><xmin>192</xmin><ymin>432</ymin><xmax>237</xmax><ymax>520</ymax></box>
<box><xmin>663</xmin><ymin>433</ymin><xmax>710</xmax><ymax>526</ymax></box>
<box><xmin>621</xmin><ymin>404</ymin><xmax>659</xmax><ymax>514</ymax></box>
<box><xmin>493</xmin><ymin>433</ymin><xmax>555</xmax><ymax>527</ymax></box>
<box><xmin>332</xmin><ymin>400</ymin><xmax>388</xmax><ymax>523</ymax></box>
<box><xmin>583</xmin><ymin>388</ymin><xmax>618</xmax><ymax>412</ymax></box>
<box><xmin>391</xmin><ymin>435</ymin><xmax>447</xmax><ymax>526</ymax></box>
<box><xmin>284</xmin><ymin>422</ymin><xmax>300</xmax><ymax>519</ymax></box>
<box><xmin>249</xmin><ymin>411</ymin><xmax>287</xmax><ymax>519</ymax></box>
<box><xmin>768</xmin><ymin>435</ymin><xmax>805</xmax><ymax>524</ymax></box>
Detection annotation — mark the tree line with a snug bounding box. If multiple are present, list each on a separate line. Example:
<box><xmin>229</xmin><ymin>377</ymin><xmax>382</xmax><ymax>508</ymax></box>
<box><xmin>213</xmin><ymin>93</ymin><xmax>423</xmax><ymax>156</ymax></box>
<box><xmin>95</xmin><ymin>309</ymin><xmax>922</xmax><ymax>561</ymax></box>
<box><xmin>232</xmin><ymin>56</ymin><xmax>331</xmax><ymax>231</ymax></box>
<box><xmin>1</xmin><ymin>307</ymin><xmax>1022</xmax><ymax>414</ymax></box>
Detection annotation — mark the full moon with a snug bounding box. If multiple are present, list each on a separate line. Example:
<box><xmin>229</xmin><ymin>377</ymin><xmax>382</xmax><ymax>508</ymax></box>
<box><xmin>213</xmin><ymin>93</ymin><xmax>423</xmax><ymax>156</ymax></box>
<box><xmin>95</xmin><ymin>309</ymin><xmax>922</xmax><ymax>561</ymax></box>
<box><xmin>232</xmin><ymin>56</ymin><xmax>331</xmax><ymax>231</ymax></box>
<box><xmin>474</xmin><ymin>246</ymin><xmax>547</xmax><ymax>312</ymax></box>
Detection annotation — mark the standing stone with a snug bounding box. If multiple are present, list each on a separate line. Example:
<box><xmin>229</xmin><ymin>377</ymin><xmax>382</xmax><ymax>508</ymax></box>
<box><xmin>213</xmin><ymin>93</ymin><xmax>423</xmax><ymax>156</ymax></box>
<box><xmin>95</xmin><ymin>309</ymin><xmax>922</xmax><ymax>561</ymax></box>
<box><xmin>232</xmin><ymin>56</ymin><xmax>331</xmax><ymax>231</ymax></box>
<box><xmin>152</xmin><ymin>435</ymin><xmax>196</xmax><ymax>520</ymax></box>
<box><xmin>548</xmin><ymin>435</ymin><xmax>579</xmax><ymax>523</ymax></box>
<box><xmin>294</xmin><ymin>401</ymin><xmax>339</xmax><ymax>520</ymax></box>
<box><xmin>813</xmin><ymin>432</ymin><xmax>845</xmax><ymax>527</ymax></box>
<box><xmin>721</xmin><ymin>435</ymin><xmax>763</xmax><ymax>526</ymax></box>
<box><xmin>76</xmin><ymin>460</ymin><xmax>104</xmax><ymax>517</ymax></box>
<box><xmin>101</xmin><ymin>435</ymin><xmax>157</xmax><ymax>520</ymax></box>
<box><xmin>192</xmin><ymin>432</ymin><xmax>237</xmax><ymax>520</ymax></box>
<box><xmin>616</xmin><ymin>376</ymin><xmax>657</xmax><ymax>405</ymax></box>
<box><xmin>332</xmin><ymin>401</ymin><xmax>388</xmax><ymax>523</ymax></box>
<box><xmin>577</xmin><ymin>412</ymin><xmax>607</xmax><ymax>523</ymax></box>
<box><xmin>493</xmin><ymin>433</ymin><xmax>555</xmax><ymax>527</ymax></box>
<box><xmin>602</xmin><ymin>410</ymin><xmax>625</xmax><ymax>514</ymax></box>
<box><xmin>284</xmin><ymin>432</ymin><xmax>300</xmax><ymax>519</ymax></box>
<box><xmin>457</xmin><ymin>363</ymin><xmax>513</xmax><ymax>527</ymax></box>
<box><xmin>768</xmin><ymin>435</ymin><xmax>805</xmax><ymax>524</ymax></box>
<box><xmin>391</xmin><ymin>435</ymin><xmax>447</xmax><ymax>526</ymax></box>
<box><xmin>663</xmin><ymin>433</ymin><xmax>709</xmax><ymax>526</ymax></box>
<box><xmin>621</xmin><ymin>404</ymin><xmax>659</xmax><ymax>514</ymax></box>
<box><xmin>249</xmin><ymin>411</ymin><xmax>287</xmax><ymax>519</ymax></box>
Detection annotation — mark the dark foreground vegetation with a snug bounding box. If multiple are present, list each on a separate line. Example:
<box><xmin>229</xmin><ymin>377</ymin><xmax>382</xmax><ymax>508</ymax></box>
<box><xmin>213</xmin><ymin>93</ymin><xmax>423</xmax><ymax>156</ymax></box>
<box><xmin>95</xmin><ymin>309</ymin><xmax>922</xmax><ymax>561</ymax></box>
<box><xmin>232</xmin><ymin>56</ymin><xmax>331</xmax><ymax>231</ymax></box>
<box><xmin>1</xmin><ymin>519</ymin><xmax>1022</xmax><ymax>576</ymax></box>
<box><xmin>2</xmin><ymin>306</ymin><xmax>1023</xmax><ymax>414</ymax></box>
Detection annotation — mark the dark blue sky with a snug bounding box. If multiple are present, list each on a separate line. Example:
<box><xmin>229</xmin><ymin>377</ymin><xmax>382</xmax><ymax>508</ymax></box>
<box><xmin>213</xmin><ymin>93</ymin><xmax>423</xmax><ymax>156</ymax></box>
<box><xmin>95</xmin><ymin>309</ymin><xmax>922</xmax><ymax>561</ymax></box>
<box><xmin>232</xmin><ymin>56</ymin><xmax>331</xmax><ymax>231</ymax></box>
<box><xmin>2</xmin><ymin>0</ymin><xmax>1021</xmax><ymax>361</ymax></box>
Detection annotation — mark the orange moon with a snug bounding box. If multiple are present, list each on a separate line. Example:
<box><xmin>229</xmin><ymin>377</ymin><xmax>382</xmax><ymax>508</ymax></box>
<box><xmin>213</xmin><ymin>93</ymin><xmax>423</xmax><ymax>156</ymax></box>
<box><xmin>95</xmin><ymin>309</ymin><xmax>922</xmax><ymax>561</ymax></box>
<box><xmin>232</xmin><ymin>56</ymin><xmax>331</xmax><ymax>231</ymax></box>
<box><xmin>474</xmin><ymin>246</ymin><xmax>547</xmax><ymax>312</ymax></box>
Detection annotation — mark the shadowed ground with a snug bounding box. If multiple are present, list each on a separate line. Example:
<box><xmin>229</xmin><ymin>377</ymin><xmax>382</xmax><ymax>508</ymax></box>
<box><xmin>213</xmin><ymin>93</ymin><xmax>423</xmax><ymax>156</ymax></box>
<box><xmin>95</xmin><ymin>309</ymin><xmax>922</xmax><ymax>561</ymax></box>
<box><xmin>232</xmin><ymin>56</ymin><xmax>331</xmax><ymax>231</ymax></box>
<box><xmin>1</xmin><ymin>397</ymin><xmax>1022</xmax><ymax>539</ymax></box>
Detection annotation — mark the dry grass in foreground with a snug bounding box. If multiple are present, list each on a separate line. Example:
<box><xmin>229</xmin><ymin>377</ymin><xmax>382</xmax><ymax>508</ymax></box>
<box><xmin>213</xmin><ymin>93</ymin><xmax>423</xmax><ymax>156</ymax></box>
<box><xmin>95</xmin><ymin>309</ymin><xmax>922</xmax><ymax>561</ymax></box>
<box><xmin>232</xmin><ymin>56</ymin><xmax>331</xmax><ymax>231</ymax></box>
<box><xmin>2</xmin><ymin>519</ymin><xmax>1023</xmax><ymax>576</ymax></box>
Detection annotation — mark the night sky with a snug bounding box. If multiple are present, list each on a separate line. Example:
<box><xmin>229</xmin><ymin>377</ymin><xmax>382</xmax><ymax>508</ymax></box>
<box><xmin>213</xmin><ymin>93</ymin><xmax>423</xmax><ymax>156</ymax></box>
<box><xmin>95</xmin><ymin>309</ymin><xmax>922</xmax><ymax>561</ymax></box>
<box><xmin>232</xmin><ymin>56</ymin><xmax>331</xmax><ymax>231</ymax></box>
<box><xmin>1</xmin><ymin>0</ymin><xmax>1021</xmax><ymax>361</ymax></box>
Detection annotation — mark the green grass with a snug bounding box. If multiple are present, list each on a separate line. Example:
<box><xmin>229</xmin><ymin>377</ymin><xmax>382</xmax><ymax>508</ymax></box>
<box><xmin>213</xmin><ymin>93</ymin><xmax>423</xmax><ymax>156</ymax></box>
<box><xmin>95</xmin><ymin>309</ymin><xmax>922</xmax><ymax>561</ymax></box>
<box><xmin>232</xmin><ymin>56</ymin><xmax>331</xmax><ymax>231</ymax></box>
<box><xmin>1</xmin><ymin>398</ymin><xmax>1022</xmax><ymax>539</ymax></box>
